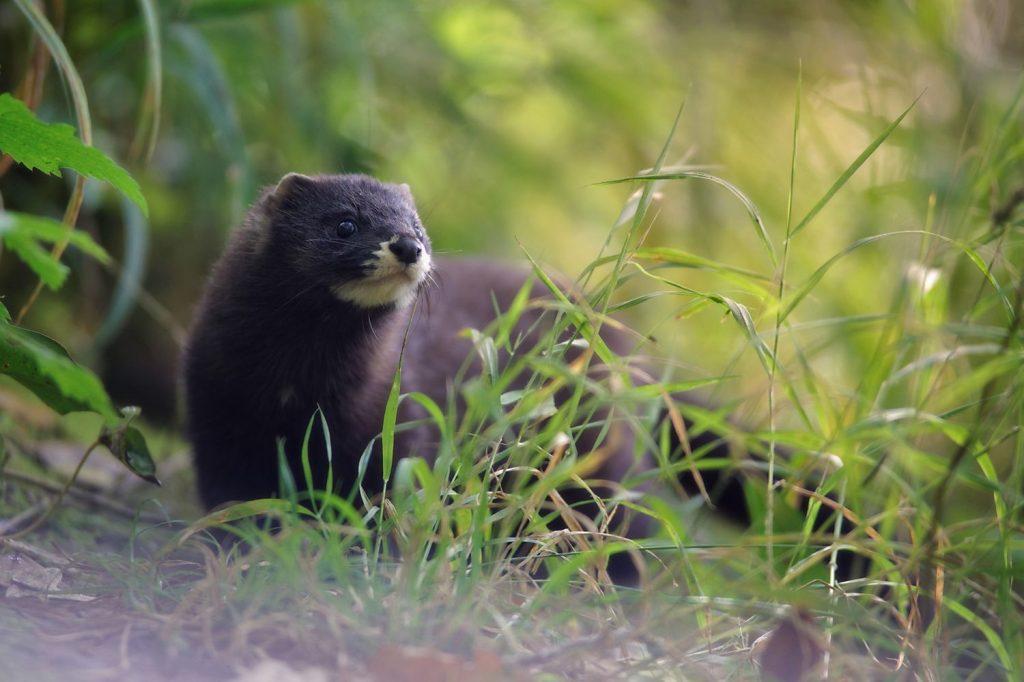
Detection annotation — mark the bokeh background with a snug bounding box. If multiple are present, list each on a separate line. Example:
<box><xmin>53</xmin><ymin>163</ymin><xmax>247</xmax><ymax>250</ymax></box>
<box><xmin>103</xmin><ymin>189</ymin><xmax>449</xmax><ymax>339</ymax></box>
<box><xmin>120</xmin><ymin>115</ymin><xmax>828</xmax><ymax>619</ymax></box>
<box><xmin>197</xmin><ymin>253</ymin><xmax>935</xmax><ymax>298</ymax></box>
<box><xmin>1</xmin><ymin>0</ymin><xmax>1021</xmax><ymax>439</ymax></box>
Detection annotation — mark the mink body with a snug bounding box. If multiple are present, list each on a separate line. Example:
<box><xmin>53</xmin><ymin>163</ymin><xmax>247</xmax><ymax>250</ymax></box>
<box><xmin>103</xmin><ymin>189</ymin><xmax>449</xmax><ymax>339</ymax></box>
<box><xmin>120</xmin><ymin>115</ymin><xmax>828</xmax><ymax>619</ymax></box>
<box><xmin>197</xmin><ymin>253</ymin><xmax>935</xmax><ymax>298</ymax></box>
<box><xmin>184</xmin><ymin>174</ymin><xmax>645</xmax><ymax>513</ymax></box>
<box><xmin>184</xmin><ymin>173</ymin><xmax>851</xmax><ymax>582</ymax></box>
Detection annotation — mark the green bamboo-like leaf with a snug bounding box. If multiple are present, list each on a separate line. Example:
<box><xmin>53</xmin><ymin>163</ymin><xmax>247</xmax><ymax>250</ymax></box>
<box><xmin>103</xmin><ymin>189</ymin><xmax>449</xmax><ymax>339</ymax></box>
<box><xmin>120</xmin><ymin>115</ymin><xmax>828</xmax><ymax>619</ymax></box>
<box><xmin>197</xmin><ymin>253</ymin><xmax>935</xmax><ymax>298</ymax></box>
<box><xmin>0</xmin><ymin>94</ymin><xmax>148</xmax><ymax>215</ymax></box>
<box><xmin>0</xmin><ymin>319</ymin><xmax>117</xmax><ymax>420</ymax></box>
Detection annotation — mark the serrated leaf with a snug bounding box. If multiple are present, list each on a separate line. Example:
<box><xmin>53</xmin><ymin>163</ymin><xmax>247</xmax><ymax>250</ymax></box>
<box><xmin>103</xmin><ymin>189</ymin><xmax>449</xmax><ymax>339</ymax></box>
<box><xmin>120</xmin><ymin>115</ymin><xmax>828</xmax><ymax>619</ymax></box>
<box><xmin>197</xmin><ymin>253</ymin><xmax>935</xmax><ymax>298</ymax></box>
<box><xmin>0</xmin><ymin>93</ymin><xmax>148</xmax><ymax>215</ymax></box>
<box><xmin>0</xmin><ymin>319</ymin><xmax>117</xmax><ymax>420</ymax></box>
<box><xmin>0</xmin><ymin>211</ymin><xmax>111</xmax><ymax>290</ymax></box>
<box><xmin>2</xmin><ymin>230</ymin><xmax>66</xmax><ymax>289</ymax></box>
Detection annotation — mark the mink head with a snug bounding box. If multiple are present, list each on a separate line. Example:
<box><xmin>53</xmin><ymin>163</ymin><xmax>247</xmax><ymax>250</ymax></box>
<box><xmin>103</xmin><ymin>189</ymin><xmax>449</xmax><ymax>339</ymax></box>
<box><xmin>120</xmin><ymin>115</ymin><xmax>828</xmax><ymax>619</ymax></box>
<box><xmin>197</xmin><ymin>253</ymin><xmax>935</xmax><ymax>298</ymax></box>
<box><xmin>257</xmin><ymin>173</ymin><xmax>433</xmax><ymax>310</ymax></box>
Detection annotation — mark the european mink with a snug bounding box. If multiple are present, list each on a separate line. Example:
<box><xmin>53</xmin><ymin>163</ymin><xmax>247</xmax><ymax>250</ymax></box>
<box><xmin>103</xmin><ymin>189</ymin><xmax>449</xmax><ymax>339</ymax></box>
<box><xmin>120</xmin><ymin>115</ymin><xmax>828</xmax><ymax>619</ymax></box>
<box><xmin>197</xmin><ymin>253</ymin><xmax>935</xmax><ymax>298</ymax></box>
<box><xmin>185</xmin><ymin>174</ymin><xmax>655</xmax><ymax>513</ymax></box>
<box><xmin>184</xmin><ymin>173</ymin><xmax>843</xmax><ymax>575</ymax></box>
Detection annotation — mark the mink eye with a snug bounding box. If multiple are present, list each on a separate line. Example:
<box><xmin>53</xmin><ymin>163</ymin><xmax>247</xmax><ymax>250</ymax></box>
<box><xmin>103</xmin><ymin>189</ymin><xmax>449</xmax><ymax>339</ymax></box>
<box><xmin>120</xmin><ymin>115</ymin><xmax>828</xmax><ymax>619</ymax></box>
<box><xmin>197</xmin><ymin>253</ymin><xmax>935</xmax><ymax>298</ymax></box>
<box><xmin>337</xmin><ymin>220</ymin><xmax>357</xmax><ymax>238</ymax></box>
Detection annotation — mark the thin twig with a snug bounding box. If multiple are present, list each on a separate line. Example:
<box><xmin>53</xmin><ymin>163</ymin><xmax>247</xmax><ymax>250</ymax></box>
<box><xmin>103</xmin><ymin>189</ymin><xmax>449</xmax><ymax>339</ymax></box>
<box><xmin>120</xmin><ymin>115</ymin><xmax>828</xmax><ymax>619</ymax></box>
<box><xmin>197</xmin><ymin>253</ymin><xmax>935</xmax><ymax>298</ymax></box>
<box><xmin>0</xmin><ymin>501</ymin><xmax>48</xmax><ymax>535</ymax></box>
<box><xmin>3</xmin><ymin>440</ymin><xmax>100</xmax><ymax>539</ymax></box>
<box><xmin>2</xmin><ymin>469</ymin><xmax>168</xmax><ymax>524</ymax></box>
<box><xmin>0</xmin><ymin>536</ymin><xmax>70</xmax><ymax>565</ymax></box>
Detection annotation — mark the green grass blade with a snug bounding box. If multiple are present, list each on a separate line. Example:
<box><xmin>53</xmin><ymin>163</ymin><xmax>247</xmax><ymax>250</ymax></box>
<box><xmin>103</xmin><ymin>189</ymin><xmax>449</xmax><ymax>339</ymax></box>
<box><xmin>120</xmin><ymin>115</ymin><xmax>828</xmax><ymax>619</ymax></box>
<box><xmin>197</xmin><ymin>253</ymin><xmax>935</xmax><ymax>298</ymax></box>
<box><xmin>600</xmin><ymin>169</ymin><xmax>776</xmax><ymax>265</ymax></box>
<box><xmin>944</xmin><ymin>596</ymin><xmax>1014</xmax><ymax>676</ymax></box>
<box><xmin>93</xmin><ymin>197</ymin><xmax>148</xmax><ymax>347</ymax></box>
<box><xmin>131</xmin><ymin>0</ymin><xmax>163</xmax><ymax>163</ymax></box>
<box><xmin>789</xmin><ymin>94</ymin><xmax>921</xmax><ymax>239</ymax></box>
<box><xmin>320</xmin><ymin>409</ymin><xmax>334</xmax><ymax>497</ymax></box>
<box><xmin>716</xmin><ymin>295</ymin><xmax>777</xmax><ymax>375</ymax></box>
<box><xmin>176</xmin><ymin>498</ymin><xmax>313</xmax><ymax>546</ymax></box>
<box><xmin>300</xmin><ymin>409</ymin><xmax>320</xmax><ymax>511</ymax></box>
<box><xmin>634</xmin><ymin>246</ymin><xmax>770</xmax><ymax>280</ymax></box>
<box><xmin>781</xmin><ymin>230</ymin><xmax>1014</xmax><ymax>324</ymax></box>
<box><xmin>11</xmin><ymin>0</ymin><xmax>92</xmax><ymax>146</ymax></box>
<box><xmin>380</xmin><ymin>366</ymin><xmax>401</xmax><ymax>486</ymax></box>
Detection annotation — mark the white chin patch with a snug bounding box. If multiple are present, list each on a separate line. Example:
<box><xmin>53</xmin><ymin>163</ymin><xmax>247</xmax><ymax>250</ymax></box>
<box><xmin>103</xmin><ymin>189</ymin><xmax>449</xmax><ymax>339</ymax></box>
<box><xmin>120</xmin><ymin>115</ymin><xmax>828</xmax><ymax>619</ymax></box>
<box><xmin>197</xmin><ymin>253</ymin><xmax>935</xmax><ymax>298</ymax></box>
<box><xmin>331</xmin><ymin>240</ymin><xmax>432</xmax><ymax>309</ymax></box>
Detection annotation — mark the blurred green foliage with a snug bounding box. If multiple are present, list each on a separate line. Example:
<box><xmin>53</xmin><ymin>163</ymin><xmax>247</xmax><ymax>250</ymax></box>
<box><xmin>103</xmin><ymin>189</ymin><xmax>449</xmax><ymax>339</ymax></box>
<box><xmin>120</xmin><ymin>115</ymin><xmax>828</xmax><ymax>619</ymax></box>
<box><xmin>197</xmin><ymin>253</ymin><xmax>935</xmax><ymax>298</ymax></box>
<box><xmin>0</xmin><ymin>0</ymin><xmax>1021</xmax><ymax>426</ymax></box>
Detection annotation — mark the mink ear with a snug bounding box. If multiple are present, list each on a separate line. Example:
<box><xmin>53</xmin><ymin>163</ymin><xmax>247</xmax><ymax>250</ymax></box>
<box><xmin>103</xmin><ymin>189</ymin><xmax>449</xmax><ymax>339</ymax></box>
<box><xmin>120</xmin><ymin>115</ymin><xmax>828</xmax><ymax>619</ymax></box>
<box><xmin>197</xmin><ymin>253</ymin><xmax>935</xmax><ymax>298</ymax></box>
<box><xmin>271</xmin><ymin>173</ymin><xmax>315</xmax><ymax>204</ymax></box>
<box><xmin>251</xmin><ymin>173</ymin><xmax>315</xmax><ymax>239</ymax></box>
<box><xmin>397</xmin><ymin>183</ymin><xmax>415</xmax><ymax>202</ymax></box>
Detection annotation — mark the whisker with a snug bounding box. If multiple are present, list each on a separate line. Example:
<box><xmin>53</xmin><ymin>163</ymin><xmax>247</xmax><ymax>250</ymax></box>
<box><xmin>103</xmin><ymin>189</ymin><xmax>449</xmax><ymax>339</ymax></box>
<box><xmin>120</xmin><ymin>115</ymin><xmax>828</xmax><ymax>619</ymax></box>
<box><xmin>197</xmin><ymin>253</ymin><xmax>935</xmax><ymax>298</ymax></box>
<box><xmin>272</xmin><ymin>282</ymin><xmax>321</xmax><ymax>313</ymax></box>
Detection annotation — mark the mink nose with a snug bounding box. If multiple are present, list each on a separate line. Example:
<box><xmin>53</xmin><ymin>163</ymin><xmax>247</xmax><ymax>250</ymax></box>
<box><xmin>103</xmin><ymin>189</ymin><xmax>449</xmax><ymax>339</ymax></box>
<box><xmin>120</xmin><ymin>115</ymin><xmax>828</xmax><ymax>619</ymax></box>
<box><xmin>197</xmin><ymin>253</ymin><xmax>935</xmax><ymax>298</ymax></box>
<box><xmin>390</xmin><ymin>237</ymin><xmax>422</xmax><ymax>265</ymax></box>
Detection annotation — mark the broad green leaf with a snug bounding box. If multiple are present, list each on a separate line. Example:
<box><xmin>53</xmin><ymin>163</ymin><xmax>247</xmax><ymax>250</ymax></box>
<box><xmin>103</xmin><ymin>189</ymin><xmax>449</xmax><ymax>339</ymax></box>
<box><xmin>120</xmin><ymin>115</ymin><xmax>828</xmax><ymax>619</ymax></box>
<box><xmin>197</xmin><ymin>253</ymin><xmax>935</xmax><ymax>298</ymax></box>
<box><xmin>99</xmin><ymin>408</ymin><xmax>160</xmax><ymax>485</ymax></box>
<box><xmin>0</xmin><ymin>211</ymin><xmax>111</xmax><ymax>290</ymax></box>
<box><xmin>0</xmin><ymin>93</ymin><xmax>148</xmax><ymax>215</ymax></box>
<box><xmin>122</xmin><ymin>427</ymin><xmax>158</xmax><ymax>483</ymax></box>
<box><xmin>0</xmin><ymin>318</ymin><xmax>117</xmax><ymax>420</ymax></box>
